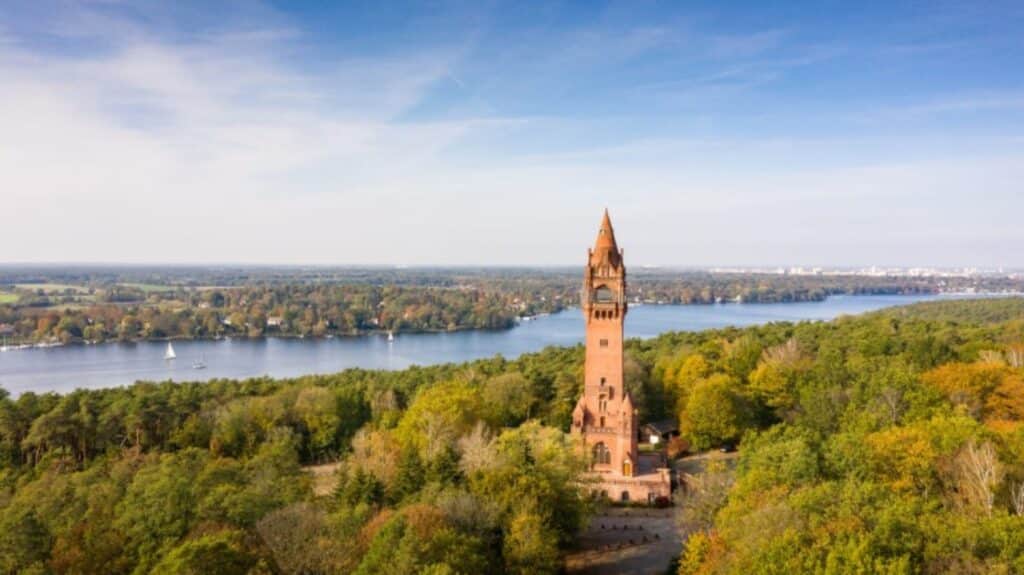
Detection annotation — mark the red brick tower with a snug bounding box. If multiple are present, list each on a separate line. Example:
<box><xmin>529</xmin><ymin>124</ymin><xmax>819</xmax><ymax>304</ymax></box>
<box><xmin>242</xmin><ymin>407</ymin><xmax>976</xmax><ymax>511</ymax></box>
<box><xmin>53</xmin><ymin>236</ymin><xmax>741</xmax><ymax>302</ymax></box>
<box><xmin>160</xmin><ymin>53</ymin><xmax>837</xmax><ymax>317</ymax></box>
<box><xmin>572</xmin><ymin>209</ymin><xmax>638</xmax><ymax>478</ymax></box>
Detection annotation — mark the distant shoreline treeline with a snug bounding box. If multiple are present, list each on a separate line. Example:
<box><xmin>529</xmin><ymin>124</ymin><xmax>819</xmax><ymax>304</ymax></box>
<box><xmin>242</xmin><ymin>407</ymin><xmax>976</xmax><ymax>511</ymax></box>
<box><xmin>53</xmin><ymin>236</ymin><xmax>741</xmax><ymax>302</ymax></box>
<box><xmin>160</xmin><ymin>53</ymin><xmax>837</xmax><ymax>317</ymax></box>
<box><xmin>1</xmin><ymin>298</ymin><xmax>1024</xmax><ymax>573</ymax></box>
<box><xmin>2</xmin><ymin>268</ymin><xmax>1023</xmax><ymax>345</ymax></box>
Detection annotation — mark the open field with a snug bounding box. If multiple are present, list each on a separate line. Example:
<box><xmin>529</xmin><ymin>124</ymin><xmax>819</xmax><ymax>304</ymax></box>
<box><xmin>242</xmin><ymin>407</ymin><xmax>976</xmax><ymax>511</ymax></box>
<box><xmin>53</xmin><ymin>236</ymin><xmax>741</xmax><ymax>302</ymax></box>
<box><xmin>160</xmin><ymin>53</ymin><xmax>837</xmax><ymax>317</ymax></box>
<box><xmin>45</xmin><ymin>303</ymin><xmax>94</xmax><ymax>311</ymax></box>
<box><xmin>304</xmin><ymin>462</ymin><xmax>340</xmax><ymax>496</ymax></box>
<box><xmin>14</xmin><ymin>283</ymin><xmax>90</xmax><ymax>294</ymax></box>
<box><xmin>119</xmin><ymin>282</ymin><xmax>176</xmax><ymax>293</ymax></box>
<box><xmin>0</xmin><ymin>293</ymin><xmax>18</xmax><ymax>304</ymax></box>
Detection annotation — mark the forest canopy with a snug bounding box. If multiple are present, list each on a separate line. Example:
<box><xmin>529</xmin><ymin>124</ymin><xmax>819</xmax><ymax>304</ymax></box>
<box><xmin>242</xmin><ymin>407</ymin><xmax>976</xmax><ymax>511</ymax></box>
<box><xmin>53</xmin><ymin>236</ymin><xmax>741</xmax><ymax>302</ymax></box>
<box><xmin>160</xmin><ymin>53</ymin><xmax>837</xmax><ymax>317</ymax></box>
<box><xmin>1</xmin><ymin>297</ymin><xmax>1023</xmax><ymax>573</ymax></box>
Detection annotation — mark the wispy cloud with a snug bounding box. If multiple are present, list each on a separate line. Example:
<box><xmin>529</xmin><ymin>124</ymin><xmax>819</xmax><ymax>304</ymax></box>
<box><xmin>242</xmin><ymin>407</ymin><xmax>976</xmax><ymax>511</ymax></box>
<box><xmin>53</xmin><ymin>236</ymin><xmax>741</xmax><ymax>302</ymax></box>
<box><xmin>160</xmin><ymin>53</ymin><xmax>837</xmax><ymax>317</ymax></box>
<box><xmin>1</xmin><ymin>1</ymin><xmax>1022</xmax><ymax>266</ymax></box>
<box><xmin>0</xmin><ymin>2</ymin><xmax>512</xmax><ymax>262</ymax></box>
<box><xmin>904</xmin><ymin>94</ymin><xmax>1024</xmax><ymax>115</ymax></box>
<box><xmin>626</xmin><ymin>42</ymin><xmax>843</xmax><ymax>107</ymax></box>
<box><xmin>853</xmin><ymin>92</ymin><xmax>1024</xmax><ymax>126</ymax></box>
<box><xmin>706</xmin><ymin>28</ymin><xmax>788</xmax><ymax>59</ymax></box>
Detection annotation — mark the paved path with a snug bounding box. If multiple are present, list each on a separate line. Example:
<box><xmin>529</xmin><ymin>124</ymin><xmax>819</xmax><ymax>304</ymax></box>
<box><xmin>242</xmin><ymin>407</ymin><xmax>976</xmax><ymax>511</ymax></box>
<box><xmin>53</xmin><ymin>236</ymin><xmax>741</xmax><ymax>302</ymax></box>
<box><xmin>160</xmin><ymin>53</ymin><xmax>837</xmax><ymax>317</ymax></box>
<box><xmin>565</xmin><ymin>508</ymin><xmax>683</xmax><ymax>575</ymax></box>
<box><xmin>565</xmin><ymin>452</ymin><xmax>738</xmax><ymax>575</ymax></box>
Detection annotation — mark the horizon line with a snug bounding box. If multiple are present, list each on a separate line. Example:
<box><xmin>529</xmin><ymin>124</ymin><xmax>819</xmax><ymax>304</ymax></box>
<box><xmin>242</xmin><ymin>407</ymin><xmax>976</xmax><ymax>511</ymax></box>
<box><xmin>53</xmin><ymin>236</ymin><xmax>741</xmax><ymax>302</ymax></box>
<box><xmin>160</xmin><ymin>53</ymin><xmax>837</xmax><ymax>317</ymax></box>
<box><xmin>0</xmin><ymin>262</ymin><xmax>1020</xmax><ymax>272</ymax></box>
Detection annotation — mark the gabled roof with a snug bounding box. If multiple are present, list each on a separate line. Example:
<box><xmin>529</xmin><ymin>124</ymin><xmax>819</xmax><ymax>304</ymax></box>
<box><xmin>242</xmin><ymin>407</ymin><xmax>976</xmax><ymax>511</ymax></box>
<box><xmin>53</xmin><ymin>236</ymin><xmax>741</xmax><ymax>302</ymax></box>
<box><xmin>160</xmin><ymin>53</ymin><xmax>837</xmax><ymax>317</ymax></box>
<box><xmin>622</xmin><ymin>390</ymin><xmax>634</xmax><ymax>408</ymax></box>
<box><xmin>642</xmin><ymin>419</ymin><xmax>679</xmax><ymax>435</ymax></box>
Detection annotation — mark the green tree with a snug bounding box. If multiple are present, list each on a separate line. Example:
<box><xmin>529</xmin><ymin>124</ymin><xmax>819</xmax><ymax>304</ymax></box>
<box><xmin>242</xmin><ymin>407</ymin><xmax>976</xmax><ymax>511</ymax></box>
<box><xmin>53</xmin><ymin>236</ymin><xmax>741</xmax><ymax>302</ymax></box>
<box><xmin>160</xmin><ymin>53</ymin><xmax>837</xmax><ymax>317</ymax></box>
<box><xmin>150</xmin><ymin>530</ymin><xmax>257</xmax><ymax>575</ymax></box>
<box><xmin>481</xmin><ymin>373</ymin><xmax>535</xmax><ymax>427</ymax></box>
<box><xmin>680</xmin><ymin>374</ymin><xmax>750</xmax><ymax>450</ymax></box>
<box><xmin>503</xmin><ymin>508</ymin><xmax>560</xmax><ymax>575</ymax></box>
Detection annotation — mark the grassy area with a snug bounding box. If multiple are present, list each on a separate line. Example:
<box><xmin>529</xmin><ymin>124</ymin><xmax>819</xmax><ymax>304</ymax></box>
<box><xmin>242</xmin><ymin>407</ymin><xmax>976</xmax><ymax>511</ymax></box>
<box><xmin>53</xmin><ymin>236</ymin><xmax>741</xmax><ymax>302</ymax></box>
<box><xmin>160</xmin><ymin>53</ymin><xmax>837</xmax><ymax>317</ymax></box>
<box><xmin>47</xmin><ymin>303</ymin><xmax>93</xmax><ymax>311</ymax></box>
<box><xmin>14</xmin><ymin>283</ymin><xmax>90</xmax><ymax>294</ymax></box>
<box><xmin>0</xmin><ymin>293</ymin><xmax>18</xmax><ymax>304</ymax></box>
<box><xmin>119</xmin><ymin>283</ymin><xmax>176</xmax><ymax>293</ymax></box>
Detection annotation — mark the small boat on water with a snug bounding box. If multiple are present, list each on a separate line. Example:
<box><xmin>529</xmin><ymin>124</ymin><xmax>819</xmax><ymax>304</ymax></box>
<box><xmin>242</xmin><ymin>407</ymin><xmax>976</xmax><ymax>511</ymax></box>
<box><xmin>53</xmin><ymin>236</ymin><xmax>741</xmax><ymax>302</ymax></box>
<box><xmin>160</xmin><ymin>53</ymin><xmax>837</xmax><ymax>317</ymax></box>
<box><xmin>192</xmin><ymin>355</ymin><xmax>207</xmax><ymax>370</ymax></box>
<box><xmin>387</xmin><ymin>331</ymin><xmax>395</xmax><ymax>343</ymax></box>
<box><xmin>164</xmin><ymin>342</ymin><xmax>177</xmax><ymax>361</ymax></box>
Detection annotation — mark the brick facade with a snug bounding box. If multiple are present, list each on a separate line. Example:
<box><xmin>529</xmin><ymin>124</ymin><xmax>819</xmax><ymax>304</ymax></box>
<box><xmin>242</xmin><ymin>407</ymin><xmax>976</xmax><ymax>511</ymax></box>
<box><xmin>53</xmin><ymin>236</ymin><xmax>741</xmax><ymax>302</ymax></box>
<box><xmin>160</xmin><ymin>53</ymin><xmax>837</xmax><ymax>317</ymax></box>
<box><xmin>571</xmin><ymin>210</ymin><xmax>671</xmax><ymax>503</ymax></box>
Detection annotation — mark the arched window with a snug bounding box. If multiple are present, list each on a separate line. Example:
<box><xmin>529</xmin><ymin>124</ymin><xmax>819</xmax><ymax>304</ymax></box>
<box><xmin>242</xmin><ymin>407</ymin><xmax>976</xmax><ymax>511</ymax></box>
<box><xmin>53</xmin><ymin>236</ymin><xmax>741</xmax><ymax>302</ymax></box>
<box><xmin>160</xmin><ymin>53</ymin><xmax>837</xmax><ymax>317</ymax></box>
<box><xmin>592</xmin><ymin>442</ymin><xmax>611</xmax><ymax>465</ymax></box>
<box><xmin>595</xmin><ymin>285</ymin><xmax>615</xmax><ymax>303</ymax></box>
<box><xmin>620</xmin><ymin>491</ymin><xmax>630</xmax><ymax>502</ymax></box>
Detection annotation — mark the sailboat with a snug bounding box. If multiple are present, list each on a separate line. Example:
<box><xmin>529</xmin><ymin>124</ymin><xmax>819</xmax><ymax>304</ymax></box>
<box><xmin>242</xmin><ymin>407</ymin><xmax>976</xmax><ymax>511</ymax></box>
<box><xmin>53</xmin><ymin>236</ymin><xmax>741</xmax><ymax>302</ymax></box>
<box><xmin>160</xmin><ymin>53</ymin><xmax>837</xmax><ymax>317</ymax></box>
<box><xmin>387</xmin><ymin>331</ymin><xmax>395</xmax><ymax>343</ymax></box>
<box><xmin>192</xmin><ymin>354</ymin><xmax>207</xmax><ymax>370</ymax></box>
<box><xmin>164</xmin><ymin>342</ymin><xmax>177</xmax><ymax>361</ymax></box>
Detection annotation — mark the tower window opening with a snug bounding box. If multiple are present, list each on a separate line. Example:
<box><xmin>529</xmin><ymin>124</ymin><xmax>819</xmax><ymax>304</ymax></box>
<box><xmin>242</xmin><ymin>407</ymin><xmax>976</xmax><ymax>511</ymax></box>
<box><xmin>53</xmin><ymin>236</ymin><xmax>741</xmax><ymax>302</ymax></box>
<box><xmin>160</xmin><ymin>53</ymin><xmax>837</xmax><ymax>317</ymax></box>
<box><xmin>600</xmin><ymin>338</ymin><xmax>608</xmax><ymax>347</ymax></box>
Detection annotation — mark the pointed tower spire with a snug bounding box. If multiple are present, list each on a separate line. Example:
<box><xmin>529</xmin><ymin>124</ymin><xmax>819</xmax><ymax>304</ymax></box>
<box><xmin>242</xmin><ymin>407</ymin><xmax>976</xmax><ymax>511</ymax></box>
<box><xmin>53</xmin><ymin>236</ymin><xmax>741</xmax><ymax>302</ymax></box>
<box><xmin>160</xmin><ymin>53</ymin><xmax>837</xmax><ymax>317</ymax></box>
<box><xmin>590</xmin><ymin>208</ymin><xmax>621</xmax><ymax>267</ymax></box>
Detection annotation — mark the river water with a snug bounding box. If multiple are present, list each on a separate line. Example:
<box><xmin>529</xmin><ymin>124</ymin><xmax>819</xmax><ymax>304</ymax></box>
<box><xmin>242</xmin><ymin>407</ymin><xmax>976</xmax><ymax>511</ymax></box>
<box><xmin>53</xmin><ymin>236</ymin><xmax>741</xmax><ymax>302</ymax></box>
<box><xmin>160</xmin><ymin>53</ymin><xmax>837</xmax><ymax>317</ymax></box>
<box><xmin>0</xmin><ymin>294</ymin><xmax>949</xmax><ymax>394</ymax></box>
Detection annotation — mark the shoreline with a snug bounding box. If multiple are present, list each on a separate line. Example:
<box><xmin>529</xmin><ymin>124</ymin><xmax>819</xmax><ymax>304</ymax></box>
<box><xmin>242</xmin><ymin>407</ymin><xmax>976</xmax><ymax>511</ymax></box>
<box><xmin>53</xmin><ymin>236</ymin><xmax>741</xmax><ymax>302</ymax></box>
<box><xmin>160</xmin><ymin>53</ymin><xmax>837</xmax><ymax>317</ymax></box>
<box><xmin>4</xmin><ymin>294</ymin><xmax>1021</xmax><ymax>397</ymax></box>
<box><xmin>3</xmin><ymin>292</ymin><xmax>1020</xmax><ymax>351</ymax></box>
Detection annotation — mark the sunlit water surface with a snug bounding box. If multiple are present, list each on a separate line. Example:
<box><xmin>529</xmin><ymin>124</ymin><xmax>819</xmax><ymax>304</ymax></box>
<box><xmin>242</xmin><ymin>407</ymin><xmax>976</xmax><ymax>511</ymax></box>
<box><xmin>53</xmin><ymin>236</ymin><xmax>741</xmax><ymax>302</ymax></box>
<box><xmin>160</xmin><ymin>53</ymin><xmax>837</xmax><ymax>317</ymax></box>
<box><xmin>0</xmin><ymin>294</ymin><xmax>958</xmax><ymax>394</ymax></box>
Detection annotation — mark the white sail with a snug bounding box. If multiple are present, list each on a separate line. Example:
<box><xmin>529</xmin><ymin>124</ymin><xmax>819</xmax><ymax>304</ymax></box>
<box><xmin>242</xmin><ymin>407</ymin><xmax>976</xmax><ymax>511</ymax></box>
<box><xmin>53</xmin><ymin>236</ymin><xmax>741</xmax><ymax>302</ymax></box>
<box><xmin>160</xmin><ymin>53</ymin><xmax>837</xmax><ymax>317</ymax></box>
<box><xmin>164</xmin><ymin>342</ymin><xmax>177</xmax><ymax>360</ymax></box>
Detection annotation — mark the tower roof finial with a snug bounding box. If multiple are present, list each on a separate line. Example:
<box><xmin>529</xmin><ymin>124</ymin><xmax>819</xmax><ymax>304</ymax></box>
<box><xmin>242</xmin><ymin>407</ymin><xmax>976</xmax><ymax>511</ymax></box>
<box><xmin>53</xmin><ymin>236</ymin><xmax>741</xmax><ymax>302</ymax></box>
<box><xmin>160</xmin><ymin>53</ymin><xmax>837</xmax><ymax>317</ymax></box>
<box><xmin>591</xmin><ymin>209</ymin><xmax>621</xmax><ymax>267</ymax></box>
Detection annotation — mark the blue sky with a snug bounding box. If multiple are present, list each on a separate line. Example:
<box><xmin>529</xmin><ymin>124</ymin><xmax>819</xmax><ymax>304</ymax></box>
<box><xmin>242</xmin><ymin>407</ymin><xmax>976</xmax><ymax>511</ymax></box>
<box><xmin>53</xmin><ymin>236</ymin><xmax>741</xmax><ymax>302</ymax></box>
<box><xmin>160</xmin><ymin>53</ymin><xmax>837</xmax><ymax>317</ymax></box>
<box><xmin>1</xmin><ymin>1</ymin><xmax>1022</xmax><ymax>266</ymax></box>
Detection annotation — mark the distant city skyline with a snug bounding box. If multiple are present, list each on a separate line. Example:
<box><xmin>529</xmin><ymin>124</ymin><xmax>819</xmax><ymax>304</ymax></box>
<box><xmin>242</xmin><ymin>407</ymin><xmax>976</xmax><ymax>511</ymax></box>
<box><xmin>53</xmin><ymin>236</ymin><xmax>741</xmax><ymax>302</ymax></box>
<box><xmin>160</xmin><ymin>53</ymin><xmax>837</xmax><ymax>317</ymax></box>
<box><xmin>2</xmin><ymin>1</ymin><xmax>1023</xmax><ymax>267</ymax></box>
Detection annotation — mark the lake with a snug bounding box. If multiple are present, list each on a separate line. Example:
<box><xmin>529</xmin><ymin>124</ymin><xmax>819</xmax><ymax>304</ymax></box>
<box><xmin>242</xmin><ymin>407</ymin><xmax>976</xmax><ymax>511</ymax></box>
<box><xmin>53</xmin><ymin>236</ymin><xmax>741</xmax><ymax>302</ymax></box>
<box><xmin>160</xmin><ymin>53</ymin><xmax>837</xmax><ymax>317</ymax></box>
<box><xmin>0</xmin><ymin>294</ymin><xmax>952</xmax><ymax>394</ymax></box>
